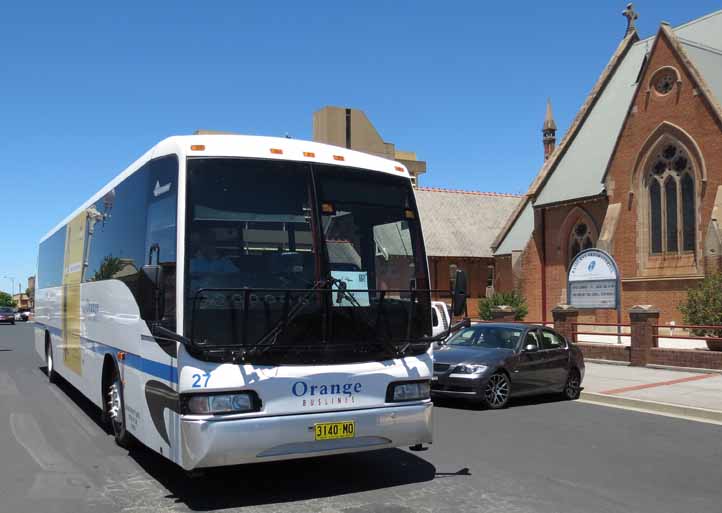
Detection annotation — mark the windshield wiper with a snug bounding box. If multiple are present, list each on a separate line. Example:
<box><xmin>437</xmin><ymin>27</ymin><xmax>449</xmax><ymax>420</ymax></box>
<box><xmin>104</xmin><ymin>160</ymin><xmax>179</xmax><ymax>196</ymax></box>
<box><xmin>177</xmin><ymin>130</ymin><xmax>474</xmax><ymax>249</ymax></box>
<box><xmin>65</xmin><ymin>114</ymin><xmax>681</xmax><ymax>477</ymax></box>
<box><xmin>246</xmin><ymin>279</ymin><xmax>327</xmax><ymax>354</ymax></box>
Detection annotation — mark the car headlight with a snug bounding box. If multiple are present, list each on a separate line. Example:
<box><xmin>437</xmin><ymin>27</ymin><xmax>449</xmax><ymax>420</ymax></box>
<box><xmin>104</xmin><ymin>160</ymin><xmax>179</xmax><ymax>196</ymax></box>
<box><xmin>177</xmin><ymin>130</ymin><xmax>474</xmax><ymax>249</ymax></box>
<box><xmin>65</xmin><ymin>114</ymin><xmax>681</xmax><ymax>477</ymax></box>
<box><xmin>387</xmin><ymin>381</ymin><xmax>431</xmax><ymax>402</ymax></box>
<box><xmin>183</xmin><ymin>391</ymin><xmax>260</xmax><ymax>415</ymax></box>
<box><xmin>452</xmin><ymin>364</ymin><xmax>488</xmax><ymax>375</ymax></box>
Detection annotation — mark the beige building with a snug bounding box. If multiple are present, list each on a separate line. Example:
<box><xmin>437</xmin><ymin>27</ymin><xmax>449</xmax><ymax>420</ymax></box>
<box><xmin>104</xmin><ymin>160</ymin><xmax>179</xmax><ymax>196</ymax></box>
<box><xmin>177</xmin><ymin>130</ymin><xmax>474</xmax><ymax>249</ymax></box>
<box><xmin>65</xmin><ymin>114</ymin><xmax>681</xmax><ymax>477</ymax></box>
<box><xmin>313</xmin><ymin>106</ymin><xmax>427</xmax><ymax>185</ymax></box>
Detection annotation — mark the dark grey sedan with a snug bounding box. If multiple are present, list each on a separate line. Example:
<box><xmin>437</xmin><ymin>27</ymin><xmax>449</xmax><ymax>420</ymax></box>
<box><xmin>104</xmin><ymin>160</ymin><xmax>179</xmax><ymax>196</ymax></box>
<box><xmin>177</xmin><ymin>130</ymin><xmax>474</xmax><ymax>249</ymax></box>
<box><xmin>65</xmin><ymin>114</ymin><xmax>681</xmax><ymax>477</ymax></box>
<box><xmin>0</xmin><ymin>307</ymin><xmax>15</xmax><ymax>325</ymax></box>
<box><xmin>431</xmin><ymin>323</ymin><xmax>585</xmax><ymax>409</ymax></box>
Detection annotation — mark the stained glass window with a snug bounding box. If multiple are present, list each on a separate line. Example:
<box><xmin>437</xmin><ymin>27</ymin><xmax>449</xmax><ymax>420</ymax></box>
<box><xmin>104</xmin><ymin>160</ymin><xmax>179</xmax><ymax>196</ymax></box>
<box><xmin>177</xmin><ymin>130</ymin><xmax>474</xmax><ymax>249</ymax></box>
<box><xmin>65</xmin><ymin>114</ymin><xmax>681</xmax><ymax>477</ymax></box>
<box><xmin>682</xmin><ymin>173</ymin><xmax>695</xmax><ymax>251</ymax></box>
<box><xmin>647</xmin><ymin>140</ymin><xmax>696</xmax><ymax>255</ymax></box>
<box><xmin>649</xmin><ymin>180</ymin><xmax>662</xmax><ymax>254</ymax></box>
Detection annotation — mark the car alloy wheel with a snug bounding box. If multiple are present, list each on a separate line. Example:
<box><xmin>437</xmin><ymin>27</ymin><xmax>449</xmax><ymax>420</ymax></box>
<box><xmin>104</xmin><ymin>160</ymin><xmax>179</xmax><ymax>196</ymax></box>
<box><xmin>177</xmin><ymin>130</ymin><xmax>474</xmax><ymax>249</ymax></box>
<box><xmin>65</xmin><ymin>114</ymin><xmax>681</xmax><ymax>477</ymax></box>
<box><xmin>564</xmin><ymin>369</ymin><xmax>581</xmax><ymax>400</ymax></box>
<box><xmin>483</xmin><ymin>372</ymin><xmax>510</xmax><ymax>409</ymax></box>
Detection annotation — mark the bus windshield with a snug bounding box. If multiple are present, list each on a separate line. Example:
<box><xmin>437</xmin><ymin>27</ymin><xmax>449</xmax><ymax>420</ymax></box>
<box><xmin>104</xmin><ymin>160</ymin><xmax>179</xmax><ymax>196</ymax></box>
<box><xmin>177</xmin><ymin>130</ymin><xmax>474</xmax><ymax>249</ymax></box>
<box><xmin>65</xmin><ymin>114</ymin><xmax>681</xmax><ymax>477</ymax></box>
<box><xmin>184</xmin><ymin>158</ymin><xmax>431</xmax><ymax>363</ymax></box>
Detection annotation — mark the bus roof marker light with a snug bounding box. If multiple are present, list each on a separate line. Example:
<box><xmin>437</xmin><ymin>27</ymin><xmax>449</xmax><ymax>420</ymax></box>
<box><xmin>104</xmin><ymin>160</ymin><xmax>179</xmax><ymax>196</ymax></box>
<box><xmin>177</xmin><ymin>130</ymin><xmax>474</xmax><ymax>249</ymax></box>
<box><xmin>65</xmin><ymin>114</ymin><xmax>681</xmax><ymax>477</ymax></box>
<box><xmin>303</xmin><ymin>151</ymin><xmax>315</xmax><ymax>158</ymax></box>
<box><xmin>190</xmin><ymin>145</ymin><xmax>205</xmax><ymax>151</ymax></box>
<box><xmin>333</xmin><ymin>155</ymin><xmax>345</xmax><ymax>161</ymax></box>
<box><xmin>270</xmin><ymin>148</ymin><xmax>283</xmax><ymax>155</ymax></box>
<box><xmin>394</xmin><ymin>166</ymin><xmax>405</xmax><ymax>173</ymax></box>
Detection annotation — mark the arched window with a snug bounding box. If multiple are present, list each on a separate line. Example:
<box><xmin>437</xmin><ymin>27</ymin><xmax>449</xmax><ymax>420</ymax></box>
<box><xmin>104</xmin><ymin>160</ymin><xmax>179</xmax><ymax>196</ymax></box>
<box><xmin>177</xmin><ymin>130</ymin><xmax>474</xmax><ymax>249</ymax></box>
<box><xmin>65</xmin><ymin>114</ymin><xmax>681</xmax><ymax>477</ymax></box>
<box><xmin>569</xmin><ymin>220</ymin><xmax>594</xmax><ymax>265</ymax></box>
<box><xmin>647</xmin><ymin>141</ymin><xmax>695</xmax><ymax>254</ymax></box>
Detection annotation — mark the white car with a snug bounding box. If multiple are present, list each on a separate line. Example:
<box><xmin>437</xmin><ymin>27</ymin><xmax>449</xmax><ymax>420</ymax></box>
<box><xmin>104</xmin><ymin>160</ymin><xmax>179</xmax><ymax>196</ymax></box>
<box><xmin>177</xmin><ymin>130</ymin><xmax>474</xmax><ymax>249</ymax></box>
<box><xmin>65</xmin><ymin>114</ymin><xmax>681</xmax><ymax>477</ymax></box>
<box><xmin>431</xmin><ymin>301</ymin><xmax>451</xmax><ymax>338</ymax></box>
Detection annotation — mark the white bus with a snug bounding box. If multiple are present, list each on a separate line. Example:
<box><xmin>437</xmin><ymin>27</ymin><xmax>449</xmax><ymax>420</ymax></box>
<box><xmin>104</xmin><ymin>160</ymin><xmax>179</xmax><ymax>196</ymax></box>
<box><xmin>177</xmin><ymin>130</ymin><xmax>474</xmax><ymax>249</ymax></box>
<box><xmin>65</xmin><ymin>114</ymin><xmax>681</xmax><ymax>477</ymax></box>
<box><xmin>35</xmin><ymin>134</ymin><xmax>467</xmax><ymax>470</ymax></box>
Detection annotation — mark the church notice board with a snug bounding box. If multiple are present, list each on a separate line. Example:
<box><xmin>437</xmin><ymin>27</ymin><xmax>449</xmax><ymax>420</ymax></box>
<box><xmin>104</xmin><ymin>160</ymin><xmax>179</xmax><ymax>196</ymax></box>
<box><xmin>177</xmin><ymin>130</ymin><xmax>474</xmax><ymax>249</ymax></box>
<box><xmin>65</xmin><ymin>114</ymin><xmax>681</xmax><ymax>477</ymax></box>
<box><xmin>567</xmin><ymin>249</ymin><xmax>619</xmax><ymax>309</ymax></box>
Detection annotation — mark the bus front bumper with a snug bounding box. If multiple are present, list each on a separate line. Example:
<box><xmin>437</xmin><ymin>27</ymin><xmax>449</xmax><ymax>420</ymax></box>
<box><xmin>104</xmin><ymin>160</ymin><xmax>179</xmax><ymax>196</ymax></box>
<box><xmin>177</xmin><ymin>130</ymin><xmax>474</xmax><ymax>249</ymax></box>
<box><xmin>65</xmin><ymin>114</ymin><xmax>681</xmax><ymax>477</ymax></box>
<box><xmin>179</xmin><ymin>402</ymin><xmax>433</xmax><ymax>469</ymax></box>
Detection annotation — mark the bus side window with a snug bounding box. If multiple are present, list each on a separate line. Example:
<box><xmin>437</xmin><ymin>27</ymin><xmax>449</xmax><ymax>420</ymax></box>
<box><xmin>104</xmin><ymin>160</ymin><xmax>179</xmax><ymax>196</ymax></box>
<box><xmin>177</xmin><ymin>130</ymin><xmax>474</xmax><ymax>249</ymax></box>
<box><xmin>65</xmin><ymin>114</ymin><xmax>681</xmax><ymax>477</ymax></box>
<box><xmin>145</xmin><ymin>155</ymin><xmax>178</xmax><ymax>330</ymax></box>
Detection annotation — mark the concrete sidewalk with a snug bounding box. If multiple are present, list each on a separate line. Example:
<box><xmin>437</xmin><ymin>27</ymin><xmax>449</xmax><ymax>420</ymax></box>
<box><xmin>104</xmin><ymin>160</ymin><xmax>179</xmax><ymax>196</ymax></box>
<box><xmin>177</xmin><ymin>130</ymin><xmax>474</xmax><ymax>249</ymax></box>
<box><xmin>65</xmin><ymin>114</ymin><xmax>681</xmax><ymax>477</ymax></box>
<box><xmin>580</xmin><ymin>362</ymin><xmax>722</xmax><ymax>424</ymax></box>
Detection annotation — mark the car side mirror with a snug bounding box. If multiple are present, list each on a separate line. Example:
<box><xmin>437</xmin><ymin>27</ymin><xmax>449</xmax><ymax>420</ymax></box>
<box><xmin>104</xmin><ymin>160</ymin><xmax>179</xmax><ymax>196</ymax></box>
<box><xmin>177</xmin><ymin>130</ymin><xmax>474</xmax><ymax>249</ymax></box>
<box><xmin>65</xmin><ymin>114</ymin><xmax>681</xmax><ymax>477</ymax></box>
<box><xmin>451</xmin><ymin>269</ymin><xmax>468</xmax><ymax>317</ymax></box>
<box><xmin>524</xmin><ymin>343</ymin><xmax>538</xmax><ymax>353</ymax></box>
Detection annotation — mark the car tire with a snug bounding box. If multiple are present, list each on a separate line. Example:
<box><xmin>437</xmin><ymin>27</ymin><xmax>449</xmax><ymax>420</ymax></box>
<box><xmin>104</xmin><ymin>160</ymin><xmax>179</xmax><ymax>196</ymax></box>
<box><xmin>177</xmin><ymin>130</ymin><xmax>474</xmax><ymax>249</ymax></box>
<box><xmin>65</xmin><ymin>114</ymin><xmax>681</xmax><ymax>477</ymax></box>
<box><xmin>46</xmin><ymin>342</ymin><xmax>58</xmax><ymax>384</ymax></box>
<box><xmin>562</xmin><ymin>368</ymin><xmax>581</xmax><ymax>400</ymax></box>
<box><xmin>106</xmin><ymin>363</ymin><xmax>132</xmax><ymax>448</ymax></box>
<box><xmin>481</xmin><ymin>372</ymin><xmax>511</xmax><ymax>409</ymax></box>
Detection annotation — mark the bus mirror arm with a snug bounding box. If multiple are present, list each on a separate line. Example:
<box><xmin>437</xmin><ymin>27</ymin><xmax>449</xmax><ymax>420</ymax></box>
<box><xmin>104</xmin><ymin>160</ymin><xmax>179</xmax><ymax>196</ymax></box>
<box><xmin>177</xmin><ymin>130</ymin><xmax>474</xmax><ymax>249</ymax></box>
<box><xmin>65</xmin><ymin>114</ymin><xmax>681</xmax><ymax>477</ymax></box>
<box><xmin>152</xmin><ymin>324</ymin><xmax>193</xmax><ymax>348</ymax></box>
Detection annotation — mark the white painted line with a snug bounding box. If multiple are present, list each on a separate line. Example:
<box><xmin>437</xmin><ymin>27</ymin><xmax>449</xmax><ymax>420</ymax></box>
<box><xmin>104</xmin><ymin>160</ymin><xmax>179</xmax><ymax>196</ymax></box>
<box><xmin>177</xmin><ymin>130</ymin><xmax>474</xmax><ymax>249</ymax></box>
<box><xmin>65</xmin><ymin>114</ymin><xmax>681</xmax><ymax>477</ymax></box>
<box><xmin>9</xmin><ymin>412</ymin><xmax>76</xmax><ymax>471</ymax></box>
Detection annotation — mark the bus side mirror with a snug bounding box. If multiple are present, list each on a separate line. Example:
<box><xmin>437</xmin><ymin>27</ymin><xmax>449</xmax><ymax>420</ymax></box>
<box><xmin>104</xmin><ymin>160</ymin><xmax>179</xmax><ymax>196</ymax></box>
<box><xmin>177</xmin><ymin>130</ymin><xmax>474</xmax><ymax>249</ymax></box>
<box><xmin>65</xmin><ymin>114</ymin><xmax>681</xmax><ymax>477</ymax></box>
<box><xmin>451</xmin><ymin>269</ymin><xmax>467</xmax><ymax>317</ymax></box>
<box><xmin>143</xmin><ymin>264</ymin><xmax>164</xmax><ymax>289</ymax></box>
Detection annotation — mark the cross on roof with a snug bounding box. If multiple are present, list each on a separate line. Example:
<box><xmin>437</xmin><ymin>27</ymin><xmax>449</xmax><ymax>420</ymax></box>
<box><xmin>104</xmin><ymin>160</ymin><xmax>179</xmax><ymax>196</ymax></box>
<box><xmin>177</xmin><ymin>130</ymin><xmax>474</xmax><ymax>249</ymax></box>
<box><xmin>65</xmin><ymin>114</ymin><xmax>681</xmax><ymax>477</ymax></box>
<box><xmin>622</xmin><ymin>3</ymin><xmax>638</xmax><ymax>36</ymax></box>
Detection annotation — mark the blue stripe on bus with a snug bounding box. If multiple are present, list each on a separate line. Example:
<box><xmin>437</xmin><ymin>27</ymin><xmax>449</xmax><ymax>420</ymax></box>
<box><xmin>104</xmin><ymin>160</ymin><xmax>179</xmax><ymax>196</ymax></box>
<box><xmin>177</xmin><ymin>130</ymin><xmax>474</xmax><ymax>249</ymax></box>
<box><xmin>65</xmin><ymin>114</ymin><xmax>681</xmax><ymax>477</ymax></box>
<box><xmin>36</xmin><ymin>322</ymin><xmax>178</xmax><ymax>384</ymax></box>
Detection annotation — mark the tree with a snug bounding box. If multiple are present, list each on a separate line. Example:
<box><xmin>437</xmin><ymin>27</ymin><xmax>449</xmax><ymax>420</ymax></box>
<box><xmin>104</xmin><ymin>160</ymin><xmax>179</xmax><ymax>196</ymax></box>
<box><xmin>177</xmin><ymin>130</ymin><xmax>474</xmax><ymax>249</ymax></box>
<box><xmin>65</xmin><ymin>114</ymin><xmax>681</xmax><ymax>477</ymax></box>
<box><xmin>478</xmin><ymin>290</ymin><xmax>528</xmax><ymax>321</ymax></box>
<box><xmin>91</xmin><ymin>255</ymin><xmax>125</xmax><ymax>281</ymax></box>
<box><xmin>0</xmin><ymin>291</ymin><xmax>16</xmax><ymax>308</ymax></box>
<box><xmin>679</xmin><ymin>272</ymin><xmax>722</xmax><ymax>350</ymax></box>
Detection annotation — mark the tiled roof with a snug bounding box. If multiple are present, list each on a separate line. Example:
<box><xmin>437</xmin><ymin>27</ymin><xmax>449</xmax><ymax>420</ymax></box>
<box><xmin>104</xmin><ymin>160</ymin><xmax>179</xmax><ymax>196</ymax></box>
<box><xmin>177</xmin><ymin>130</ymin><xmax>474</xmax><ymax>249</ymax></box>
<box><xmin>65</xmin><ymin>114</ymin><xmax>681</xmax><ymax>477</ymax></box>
<box><xmin>414</xmin><ymin>187</ymin><xmax>522</xmax><ymax>258</ymax></box>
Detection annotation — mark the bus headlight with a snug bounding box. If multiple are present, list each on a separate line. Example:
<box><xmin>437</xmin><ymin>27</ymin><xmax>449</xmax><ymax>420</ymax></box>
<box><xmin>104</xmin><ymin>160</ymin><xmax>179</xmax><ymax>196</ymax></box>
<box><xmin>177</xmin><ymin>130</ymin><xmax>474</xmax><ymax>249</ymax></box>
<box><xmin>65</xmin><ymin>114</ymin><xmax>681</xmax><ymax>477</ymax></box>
<box><xmin>387</xmin><ymin>380</ymin><xmax>431</xmax><ymax>402</ymax></box>
<box><xmin>183</xmin><ymin>392</ymin><xmax>260</xmax><ymax>415</ymax></box>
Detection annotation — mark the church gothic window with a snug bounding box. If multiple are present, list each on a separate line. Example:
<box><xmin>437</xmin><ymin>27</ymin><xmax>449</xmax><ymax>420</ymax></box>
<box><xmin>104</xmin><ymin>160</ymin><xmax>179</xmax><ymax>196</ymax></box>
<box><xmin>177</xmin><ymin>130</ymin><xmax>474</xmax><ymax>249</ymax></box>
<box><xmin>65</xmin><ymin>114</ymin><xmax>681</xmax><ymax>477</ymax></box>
<box><xmin>647</xmin><ymin>141</ymin><xmax>695</xmax><ymax>255</ymax></box>
<box><xmin>569</xmin><ymin>221</ymin><xmax>594</xmax><ymax>265</ymax></box>
<box><xmin>651</xmin><ymin>67</ymin><xmax>678</xmax><ymax>96</ymax></box>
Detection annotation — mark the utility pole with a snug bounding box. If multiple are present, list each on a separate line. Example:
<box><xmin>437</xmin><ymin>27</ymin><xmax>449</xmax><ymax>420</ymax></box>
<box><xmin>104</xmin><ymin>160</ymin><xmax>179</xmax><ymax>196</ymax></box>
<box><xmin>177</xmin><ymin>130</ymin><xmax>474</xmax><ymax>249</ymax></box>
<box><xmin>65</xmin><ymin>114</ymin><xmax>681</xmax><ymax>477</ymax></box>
<box><xmin>3</xmin><ymin>276</ymin><xmax>15</xmax><ymax>301</ymax></box>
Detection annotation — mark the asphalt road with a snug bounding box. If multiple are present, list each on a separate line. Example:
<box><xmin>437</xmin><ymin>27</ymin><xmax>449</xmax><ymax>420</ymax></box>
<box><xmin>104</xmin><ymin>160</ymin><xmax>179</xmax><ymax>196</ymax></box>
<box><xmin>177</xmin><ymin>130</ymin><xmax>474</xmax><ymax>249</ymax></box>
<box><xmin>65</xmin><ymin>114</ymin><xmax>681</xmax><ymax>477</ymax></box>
<box><xmin>1</xmin><ymin>323</ymin><xmax>720</xmax><ymax>513</ymax></box>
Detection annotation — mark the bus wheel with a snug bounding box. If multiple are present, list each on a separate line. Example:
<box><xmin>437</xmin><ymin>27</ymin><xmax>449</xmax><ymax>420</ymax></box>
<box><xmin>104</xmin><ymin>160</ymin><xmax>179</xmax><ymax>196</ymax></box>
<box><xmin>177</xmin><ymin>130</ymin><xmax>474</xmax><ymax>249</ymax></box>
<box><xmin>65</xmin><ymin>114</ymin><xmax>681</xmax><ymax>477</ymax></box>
<box><xmin>106</xmin><ymin>365</ymin><xmax>132</xmax><ymax>448</ymax></box>
<box><xmin>46</xmin><ymin>338</ymin><xmax>58</xmax><ymax>384</ymax></box>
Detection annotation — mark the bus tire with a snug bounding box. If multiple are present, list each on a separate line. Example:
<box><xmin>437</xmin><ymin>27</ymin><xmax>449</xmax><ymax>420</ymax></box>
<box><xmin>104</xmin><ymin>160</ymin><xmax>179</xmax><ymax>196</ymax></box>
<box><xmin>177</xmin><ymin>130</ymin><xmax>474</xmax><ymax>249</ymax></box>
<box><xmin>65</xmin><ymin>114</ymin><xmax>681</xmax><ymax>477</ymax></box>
<box><xmin>105</xmin><ymin>361</ymin><xmax>132</xmax><ymax>449</ymax></box>
<box><xmin>46</xmin><ymin>335</ymin><xmax>58</xmax><ymax>384</ymax></box>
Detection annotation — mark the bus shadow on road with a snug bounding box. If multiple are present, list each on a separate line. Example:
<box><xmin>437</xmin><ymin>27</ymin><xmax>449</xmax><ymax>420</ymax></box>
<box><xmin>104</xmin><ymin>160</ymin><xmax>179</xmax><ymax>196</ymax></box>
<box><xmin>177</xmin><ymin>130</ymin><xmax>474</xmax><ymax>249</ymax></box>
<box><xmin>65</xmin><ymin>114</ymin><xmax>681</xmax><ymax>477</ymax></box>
<box><xmin>131</xmin><ymin>446</ymin><xmax>436</xmax><ymax>511</ymax></box>
<box><xmin>41</xmin><ymin>366</ymin><xmax>438</xmax><ymax>510</ymax></box>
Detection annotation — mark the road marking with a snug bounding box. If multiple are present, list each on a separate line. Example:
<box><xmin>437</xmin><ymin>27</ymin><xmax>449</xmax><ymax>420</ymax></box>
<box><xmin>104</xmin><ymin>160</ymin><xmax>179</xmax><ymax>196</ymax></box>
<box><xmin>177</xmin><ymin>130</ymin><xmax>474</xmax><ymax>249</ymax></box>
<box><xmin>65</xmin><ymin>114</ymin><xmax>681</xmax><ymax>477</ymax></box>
<box><xmin>0</xmin><ymin>371</ymin><xmax>19</xmax><ymax>396</ymax></box>
<box><xmin>9</xmin><ymin>412</ymin><xmax>75</xmax><ymax>471</ymax></box>
<box><xmin>600</xmin><ymin>373</ymin><xmax>716</xmax><ymax>395</ymax></box>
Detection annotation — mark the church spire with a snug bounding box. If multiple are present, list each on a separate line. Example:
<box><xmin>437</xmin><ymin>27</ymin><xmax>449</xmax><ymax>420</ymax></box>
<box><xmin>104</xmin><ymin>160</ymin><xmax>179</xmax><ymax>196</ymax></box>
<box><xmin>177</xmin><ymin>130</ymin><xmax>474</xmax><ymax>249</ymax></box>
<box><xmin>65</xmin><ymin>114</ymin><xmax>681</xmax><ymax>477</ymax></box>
<box><xmin>543</xmin><ymin>98</ymin><xmax>557</xmax><ymax>160</ymax></box>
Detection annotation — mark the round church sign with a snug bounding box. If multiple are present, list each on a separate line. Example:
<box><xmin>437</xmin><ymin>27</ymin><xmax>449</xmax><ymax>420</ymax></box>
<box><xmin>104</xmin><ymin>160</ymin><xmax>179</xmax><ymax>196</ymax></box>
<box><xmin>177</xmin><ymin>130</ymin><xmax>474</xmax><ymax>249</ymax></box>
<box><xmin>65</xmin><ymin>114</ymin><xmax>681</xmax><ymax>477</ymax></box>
<box><xmin>567</xmin><ymin>249</ymin><xmax>619</xmax><ymax>309</ymax></box>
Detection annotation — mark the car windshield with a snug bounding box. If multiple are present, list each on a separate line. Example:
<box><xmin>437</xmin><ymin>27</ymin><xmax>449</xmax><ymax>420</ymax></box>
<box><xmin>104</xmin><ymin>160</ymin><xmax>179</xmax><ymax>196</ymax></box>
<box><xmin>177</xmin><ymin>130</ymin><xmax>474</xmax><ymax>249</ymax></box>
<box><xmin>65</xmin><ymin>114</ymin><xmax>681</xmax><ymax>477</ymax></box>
<box><xmin>446</xmin><ymin>325</ymin><xmax>523</xmax><ymax>350</ymax></box>
<box><xmin>0</xmin><ymin>307</ymin><xmax>13</xmax><ymax>313</ymax></box>
<box><xmin>183</xmin><ymin>158</ymin><xmax>431</xmax><ymax>363</ymax></box>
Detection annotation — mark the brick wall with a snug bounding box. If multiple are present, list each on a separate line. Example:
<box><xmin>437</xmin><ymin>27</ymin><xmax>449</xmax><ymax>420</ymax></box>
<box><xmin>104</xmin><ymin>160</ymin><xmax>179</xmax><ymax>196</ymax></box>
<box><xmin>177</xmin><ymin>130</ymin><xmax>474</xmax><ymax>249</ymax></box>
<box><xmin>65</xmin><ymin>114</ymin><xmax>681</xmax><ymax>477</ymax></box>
<box><xmin>577</xmin><ymin>342</ymin><xmax>631</xmax><ymax>363</ymax></box>
<box><xmin>428</xmin><ymin>255</ymin><xmax>493</xmax><ymax>301</ymax></box>
<box><xmin>577</xmin><ymin>342</ymin><xmax>722</xmax><ymax>370</ymax></box>
<box><xmin>493</xmin><ymin>255</ymin><xmax>513</xmax><ymax>293</ymax></box>
<box><xmin>649</xmin><ymin>347</ymin><xmax>722</xmax><ymax>370</ymax></box>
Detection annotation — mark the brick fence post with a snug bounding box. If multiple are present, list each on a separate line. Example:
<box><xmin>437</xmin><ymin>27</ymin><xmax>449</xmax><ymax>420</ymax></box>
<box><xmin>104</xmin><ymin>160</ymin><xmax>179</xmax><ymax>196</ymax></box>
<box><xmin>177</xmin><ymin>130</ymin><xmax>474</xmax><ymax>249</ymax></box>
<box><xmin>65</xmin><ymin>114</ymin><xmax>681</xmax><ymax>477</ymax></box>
<box><xmin>552</xmin><ymin>304</ymin><xmax>579</xmax><ymax>343</ymax></box>
<box><xmin>490</xmin><ymin>305</ymin><xmax>516</xmax><ymax>322</ymax></box>
<box><xmin>629</xmin><ymin>305</ymin><xmax>660</xmax><ymax>367</ymax></box>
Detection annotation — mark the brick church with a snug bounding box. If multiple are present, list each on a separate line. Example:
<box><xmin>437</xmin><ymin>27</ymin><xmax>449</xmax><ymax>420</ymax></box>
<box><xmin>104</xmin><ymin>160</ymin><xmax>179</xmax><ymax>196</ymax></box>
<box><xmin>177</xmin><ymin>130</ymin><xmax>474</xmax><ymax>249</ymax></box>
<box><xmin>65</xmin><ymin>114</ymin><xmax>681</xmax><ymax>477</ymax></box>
<box><xmin>492</xmin><ymin>6</ymin><xmax>722</xmax><ymax>324</ymax></box>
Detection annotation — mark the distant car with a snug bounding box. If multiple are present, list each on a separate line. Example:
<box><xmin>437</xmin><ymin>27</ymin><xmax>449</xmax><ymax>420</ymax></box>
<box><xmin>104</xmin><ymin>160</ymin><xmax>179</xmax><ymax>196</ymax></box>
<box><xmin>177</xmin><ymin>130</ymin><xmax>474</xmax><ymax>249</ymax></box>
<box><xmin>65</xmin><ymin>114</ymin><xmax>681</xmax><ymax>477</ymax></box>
<box><xmin>431</xmin><ymin>322</ymin><xmax>584</xmax><ymax>409</ymax></box>
<box><xmin>431</xmin><ymin>301</ymin><xmax>451</xmax><ymax>338</ymax></box>
<box><xmin>14</xmin><ymin>311</ymin><xmax>29</xmax><ymax>322</ymax></box>
<box><xmin>0</xmin><ymin>307</ymin><xmax>16</xmax><ymax>325</ymax></box>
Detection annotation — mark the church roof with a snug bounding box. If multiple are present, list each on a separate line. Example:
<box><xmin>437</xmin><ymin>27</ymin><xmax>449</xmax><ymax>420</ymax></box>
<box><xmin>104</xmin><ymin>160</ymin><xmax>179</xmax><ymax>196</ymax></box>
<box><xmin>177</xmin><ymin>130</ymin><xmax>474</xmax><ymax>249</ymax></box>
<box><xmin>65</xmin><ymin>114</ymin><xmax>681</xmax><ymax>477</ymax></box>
<box><xmin>493</xmin><ymin>9</ymin><xmax>722</xmax><ymax>256</ymax></box>
<box><xmin>414</xmin><ymin>187</ymin><xmax>521</xmax><ymax>258</ymax></box>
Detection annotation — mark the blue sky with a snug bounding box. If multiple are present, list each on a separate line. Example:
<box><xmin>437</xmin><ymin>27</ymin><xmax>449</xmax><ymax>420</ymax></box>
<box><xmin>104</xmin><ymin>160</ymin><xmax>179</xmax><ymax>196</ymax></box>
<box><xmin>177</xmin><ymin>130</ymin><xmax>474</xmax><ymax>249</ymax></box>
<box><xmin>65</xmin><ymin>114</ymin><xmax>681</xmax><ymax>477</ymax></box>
<box><xmin>1</xmin><ymin>0</ymin><xmax>720</xmax><ymax>294</ymax></box>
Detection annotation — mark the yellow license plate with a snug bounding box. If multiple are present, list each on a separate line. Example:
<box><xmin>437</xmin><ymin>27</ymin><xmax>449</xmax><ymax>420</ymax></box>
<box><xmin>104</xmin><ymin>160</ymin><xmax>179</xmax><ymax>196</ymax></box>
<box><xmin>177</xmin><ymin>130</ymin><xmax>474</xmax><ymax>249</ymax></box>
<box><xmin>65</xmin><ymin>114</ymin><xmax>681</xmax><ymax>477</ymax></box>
<box><xmin>314</xmin><ymin>421</ymin><xmax>355</xmax><ymax>441</ymax></box>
